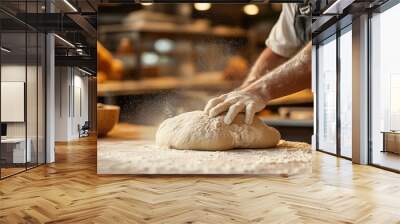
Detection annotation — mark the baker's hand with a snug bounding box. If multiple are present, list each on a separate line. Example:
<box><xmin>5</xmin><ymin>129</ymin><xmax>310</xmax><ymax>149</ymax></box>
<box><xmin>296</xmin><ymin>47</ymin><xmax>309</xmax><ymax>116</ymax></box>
<box><xmin>204</xmin><ymin>90</ymin><xmax>267</xmax><ymax>125</ymax></box>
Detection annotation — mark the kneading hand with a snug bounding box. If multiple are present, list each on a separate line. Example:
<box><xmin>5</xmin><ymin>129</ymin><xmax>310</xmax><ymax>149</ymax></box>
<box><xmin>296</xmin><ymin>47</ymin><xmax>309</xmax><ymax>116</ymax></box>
<box><xmin>204</xmin><ymin>90</ymin><xmax>267</xmax><ymax>125</ymax></box>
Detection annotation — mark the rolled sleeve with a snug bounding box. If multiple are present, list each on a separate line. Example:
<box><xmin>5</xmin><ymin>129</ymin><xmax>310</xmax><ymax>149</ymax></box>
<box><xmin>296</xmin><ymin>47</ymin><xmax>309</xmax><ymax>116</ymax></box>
<box><xmin>265</xmin><ymin>4</ymin><xmax>303</xmax><ymax>58</ymax></box>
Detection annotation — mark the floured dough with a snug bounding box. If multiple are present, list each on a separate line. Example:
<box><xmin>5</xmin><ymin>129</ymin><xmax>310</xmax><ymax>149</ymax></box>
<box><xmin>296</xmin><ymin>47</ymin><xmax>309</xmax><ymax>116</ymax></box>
<box><xmin>155</xmin><ymin>110</ymin><xmax>281</xmax><ymax>150</ymax></box>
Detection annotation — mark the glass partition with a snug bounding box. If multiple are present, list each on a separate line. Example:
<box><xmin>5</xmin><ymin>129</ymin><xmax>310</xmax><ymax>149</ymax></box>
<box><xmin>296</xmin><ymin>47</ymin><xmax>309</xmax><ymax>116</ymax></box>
<box><xmin>370</xmin><ymin>3</ymin><xmax>400</xmax><ymax>171</ymax></box>
<box><xmin>339</xmin><ymin>27</ymin><xmax>352</xmax><ymax>158</ymax></box>
<box><xmin>0</xmin><ymin>31</ymin><xmax>28</xmax><ymax>177</ymax></box>
<box><xmin>0</xmin><ymin>1</ymin><xmax>46</xmax><ymax>179</ymax></box>
<box><xmin>317</xmin><ymin>36</ymin><xmax>337</xmax><ymax>154</ymax></box>
<box><xmin>38</xmin><ymin>32</ymin><xmax>45</xmax><ymax>165</ymax></box>
<box><xmin>26</xmin><ymin>0</ymin><xmax>46</xmax><ymax>169</ymax></box>
<box><xmin>27</xmin><ymin>30</ymin><xmax>38</xmax><ymax>169</ymax></box>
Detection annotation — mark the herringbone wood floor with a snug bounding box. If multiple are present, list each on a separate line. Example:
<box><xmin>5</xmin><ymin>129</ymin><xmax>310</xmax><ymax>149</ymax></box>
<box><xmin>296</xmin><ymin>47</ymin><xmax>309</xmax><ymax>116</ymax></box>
<box><xmin>1</xmin><ymin>136</ymin><xmax>400</xmax><ymax>224</ymax></box>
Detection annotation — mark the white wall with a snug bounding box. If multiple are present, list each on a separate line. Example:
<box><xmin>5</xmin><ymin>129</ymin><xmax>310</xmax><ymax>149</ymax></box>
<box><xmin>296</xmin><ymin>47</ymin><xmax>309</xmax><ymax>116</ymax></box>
<box><xmin>1</xmin><ymin>64</ymin><xmax>46</xmax><ymax>164</ymax></box>
<box><xmin>72</xmin><ymin>73</ymin><xmax>89</xmax><ymax>138</ymax></box>
<box><xmin>55</xmin><ymin>67</ymin><xmax>89</xmax><ymax>141</ymax></box>
<box><xmin>1</xmin><ymin>65</ymin><xmax>35</xmax><ymax>138</ymax></box>
<box><xmin>55</xmin><ymin>66</ymin><xmax>69</xmax><ymax>141</ymax></box>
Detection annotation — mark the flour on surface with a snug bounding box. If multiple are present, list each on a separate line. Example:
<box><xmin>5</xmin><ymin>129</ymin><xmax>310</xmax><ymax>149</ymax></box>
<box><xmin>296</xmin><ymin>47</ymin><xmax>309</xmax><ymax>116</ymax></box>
<box><xmin>98</xmin><ymin>140</ymin><xmax>312</xmax><ymax>175</ymax></box>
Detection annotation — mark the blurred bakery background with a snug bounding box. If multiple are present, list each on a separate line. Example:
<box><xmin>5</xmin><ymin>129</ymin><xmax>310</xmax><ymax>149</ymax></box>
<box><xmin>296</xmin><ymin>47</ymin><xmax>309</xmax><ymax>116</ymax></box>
<box><xmin>97</xmin><ymin>3</ymin><xmax>313</xmax><ymax>143</ymax></box>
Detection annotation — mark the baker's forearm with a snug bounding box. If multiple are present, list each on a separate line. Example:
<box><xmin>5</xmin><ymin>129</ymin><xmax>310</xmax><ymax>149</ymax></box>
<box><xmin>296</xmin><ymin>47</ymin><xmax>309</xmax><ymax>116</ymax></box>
<box><xmin>243</xmin><ymin>42</ymin><xmax>312</xmax><ymax>101</ymax></box>
<box><xmin>241</xmin><ymin>48</ymin><xmax>288</xmax><ymax>88</ymax></box>
<box><xmin>203</xmin><ymin>42</ymin><xmax>311</xmax><ymax>125</ymax></box>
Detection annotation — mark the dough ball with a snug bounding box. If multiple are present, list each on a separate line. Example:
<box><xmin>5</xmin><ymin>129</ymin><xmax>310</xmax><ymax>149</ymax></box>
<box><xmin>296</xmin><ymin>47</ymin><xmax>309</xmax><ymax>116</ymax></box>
<box><xmin>155</xmin><ymin>111</ymin><xmax>281</xmax><ymax>150</ymax></box>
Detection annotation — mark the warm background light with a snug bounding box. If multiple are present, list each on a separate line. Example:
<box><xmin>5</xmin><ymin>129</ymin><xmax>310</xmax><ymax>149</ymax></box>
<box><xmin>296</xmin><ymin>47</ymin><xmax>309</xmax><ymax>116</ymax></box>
<box><xmin>141</xmin><ymin>3</ymin><xmax>153</xmax><ymax>6</ymax></box>
<box><xmin>271</xmin><ymin>3</ymin><xmax>282</xmax><ymax>12</ymax></box>
<box><xmin>194</xmin><ymin>3</ymin><xmax>211</xmax><ymax>11</ymax></box>
<box><xmin>243</xmin><ymin>4</ymin><xmax>259</xmax><ymax>16</ymax></box>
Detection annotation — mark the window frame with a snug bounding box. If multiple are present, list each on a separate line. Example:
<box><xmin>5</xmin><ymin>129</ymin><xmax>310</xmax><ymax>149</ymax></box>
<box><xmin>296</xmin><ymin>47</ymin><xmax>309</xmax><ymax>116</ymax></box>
<box><xmin>367</xmin><ymin>0</ymin><xmax>400</xmax><ymax>173</ymax></box>
<box><xmin>314</xmin><ymin>20</ymin><xmax>353</xmax><ymax>160</ymax></box>
<box><xmin>0</xmin><ymin>1</ymin><xmax>47</xmax><ymax>180</ymax></box>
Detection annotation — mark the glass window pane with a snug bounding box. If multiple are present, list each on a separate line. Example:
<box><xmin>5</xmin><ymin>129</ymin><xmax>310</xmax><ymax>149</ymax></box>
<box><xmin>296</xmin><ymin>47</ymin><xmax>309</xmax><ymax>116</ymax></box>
<box><xmin>371</xmin><ymin>4</ymin><xmax>400</xmax><ymax>171</ymax></box>
<box><xmin>339</xmin><ymin>29</ymin><xmax>352</xmax><ymax>158</ymax></box>
<box><xmin>27</xmin><ymin>31</ymin><xmax>38</xmax><ymax>169</ymax></box>
<box><xmin>1</xmin><ymin>31</ymin><xmax>27</xmax><ymax>177</ymax></box>
<box><xmin>38</xmin><ymin>33</ymin><xmax>45</xmax><ymax>165</ymax></box>
<box><xmin>1</xmin><ymin>0</ymin><xmax>46</xmax><ymax>178</ymax></box>
<box><xmin>317</xmin><ymin>37</ymin><xmax>337</xmax><ymax>154</ymax></box>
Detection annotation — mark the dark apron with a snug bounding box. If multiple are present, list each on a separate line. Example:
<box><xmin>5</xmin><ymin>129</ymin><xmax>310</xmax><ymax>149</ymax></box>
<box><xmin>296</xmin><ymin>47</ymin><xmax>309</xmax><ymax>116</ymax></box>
<box><xmin>294</xmin><ymin>0</ymin><xmax>313</xmax><ymax>45</ymax></box>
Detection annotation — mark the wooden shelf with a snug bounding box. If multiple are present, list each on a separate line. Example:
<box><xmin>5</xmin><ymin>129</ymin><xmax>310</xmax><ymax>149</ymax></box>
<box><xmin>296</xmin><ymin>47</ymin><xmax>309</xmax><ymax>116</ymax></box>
<box><xmin>98</xmin><ymin>73</ymin><xmax>241</xmax><ymax>97</ymax></box>
<box><xmin>99</xmin><ymin>76</ymin><xmax>313</xmax><ymax>106</ymax></box>
<box><xmin>101</xmin><ymin>123</ymin><xmax>157</xmax><ymax>141</ymax></box>
<box><xmin>99</xmin><ymin>23</ymin><xmax>248</xmax><ymax>39</ymax></box>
